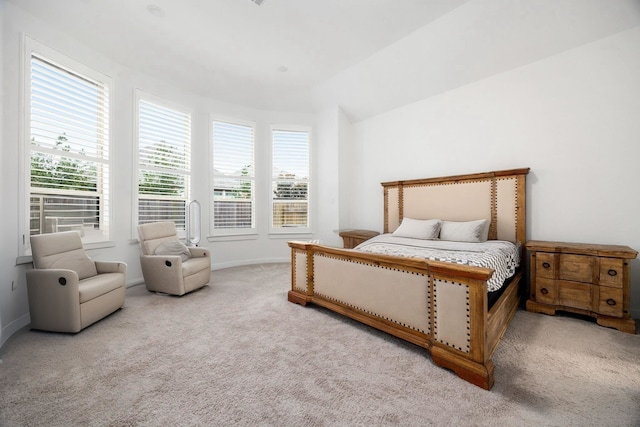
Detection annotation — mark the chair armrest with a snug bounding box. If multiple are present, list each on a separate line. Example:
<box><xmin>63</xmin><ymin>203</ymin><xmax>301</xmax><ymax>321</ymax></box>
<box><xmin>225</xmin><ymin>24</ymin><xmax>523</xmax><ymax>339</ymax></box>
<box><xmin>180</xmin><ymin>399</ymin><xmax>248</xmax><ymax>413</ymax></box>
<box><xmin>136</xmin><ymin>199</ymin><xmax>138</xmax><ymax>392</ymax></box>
<box><xmin>95</xmin><ymin>261</ymin><xmax>127</xmax><ymax>275</ymax></box>
<box><xmin>26</xmin><ymin>269</ymin><xmax>82</xmax><ymax>331</ymax></box>
<box><xmin>27</xmin><ymin>268</ymin><xmax>80</xmax><ymax>292</ymax></box>
<box><xmin>188</xmin><ymin>247</ymin><xmax>210</xmax><ymax>258</ymax></box>
<box><xmin>26</xmin><ymin>269</ymin><xmax>80</xmax><ymax>296</ymax></box>
<box><xmin>139</xmin><ymin>254</ymin><xmax>185</xmax><ymax>294</ymax></box>
<box><xmin>140</xmin><ymin>254</ymin><xmax>183</xmax><ymax>268</ymax></box>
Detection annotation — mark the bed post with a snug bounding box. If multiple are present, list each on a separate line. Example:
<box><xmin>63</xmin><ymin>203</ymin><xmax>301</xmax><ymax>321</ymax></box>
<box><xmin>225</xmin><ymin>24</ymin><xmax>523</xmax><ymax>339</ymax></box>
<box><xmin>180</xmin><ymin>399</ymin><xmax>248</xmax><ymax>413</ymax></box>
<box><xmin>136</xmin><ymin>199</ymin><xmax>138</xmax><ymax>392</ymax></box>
<box><xmin>428</xmin><ymin>263</ymin><xmax>494</xmax><ymax>390</ymax></box>
<box><xmin>288</xmin><ymin>242</ymin><xmax>313</xmax><ymax>305</ymax></box>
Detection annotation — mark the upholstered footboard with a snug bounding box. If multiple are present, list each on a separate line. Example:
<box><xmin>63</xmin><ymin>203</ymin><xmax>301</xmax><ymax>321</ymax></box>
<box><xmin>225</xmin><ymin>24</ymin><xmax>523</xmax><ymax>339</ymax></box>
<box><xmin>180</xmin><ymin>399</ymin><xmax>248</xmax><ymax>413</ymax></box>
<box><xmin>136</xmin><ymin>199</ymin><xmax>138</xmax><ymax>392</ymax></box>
<box><xmin>288</xmin><ymin>242</ymin><xmax>521</xmax><ymax>390</ymax></box>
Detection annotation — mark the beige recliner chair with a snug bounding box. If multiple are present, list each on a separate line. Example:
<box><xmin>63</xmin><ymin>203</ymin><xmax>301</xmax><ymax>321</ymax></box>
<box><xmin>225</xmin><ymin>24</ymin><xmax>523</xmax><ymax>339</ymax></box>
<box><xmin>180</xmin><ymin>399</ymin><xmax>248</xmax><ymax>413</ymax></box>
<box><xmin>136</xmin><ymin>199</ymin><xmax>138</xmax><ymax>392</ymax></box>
<box><xmin>137</xmin><ymin>221</ymin><xmax>211</xmax><ymax>296</ymax></box>
<box><xmin>26</xmin><ymin>231</ymin><xmax>126</xmax><ymax>333</ymax></box>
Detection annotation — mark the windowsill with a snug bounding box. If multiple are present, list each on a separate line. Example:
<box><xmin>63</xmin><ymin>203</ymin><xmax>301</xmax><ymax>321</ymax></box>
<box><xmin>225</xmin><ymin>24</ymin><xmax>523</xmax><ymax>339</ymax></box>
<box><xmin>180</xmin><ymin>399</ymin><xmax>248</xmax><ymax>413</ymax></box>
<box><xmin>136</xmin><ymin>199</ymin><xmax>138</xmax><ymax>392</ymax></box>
<box><xmin>16</xmin><ymin>255</ymin><xmax>33</xmax><ymax>266</ymax></box>
<box><xmin>207</xmin><ymin>232</ymin><xmax>314</xmax><ymax>242</ymax></box>
<box><xmin>268</xmin><ymin>232</ymin><xmax>313</xmax><ymax>240</ymax></box>
<box><xmin>83</xmin><ymin>240</ymin><xmax>117</xmax><ymax>250</ymax></box>
<box><xmin>208</xmin><ymin>233</ymin><xmax>259</xmax><ymax>242</ymax></box>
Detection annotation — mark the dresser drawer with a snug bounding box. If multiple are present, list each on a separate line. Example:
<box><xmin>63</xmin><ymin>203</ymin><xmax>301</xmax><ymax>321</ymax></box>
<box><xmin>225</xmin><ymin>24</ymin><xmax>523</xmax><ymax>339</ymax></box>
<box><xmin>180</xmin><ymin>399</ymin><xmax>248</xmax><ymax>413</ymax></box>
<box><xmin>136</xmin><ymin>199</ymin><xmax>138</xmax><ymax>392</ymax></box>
<box><xmin>535</xmin><ymin>278</ymin><xmax>556</xmax><ymax>305</ymax></box>
<box><xmin>557</xmin><ymin>281</ymin><xmax>592</xmax><ymax>311</ymax></box>
<box><xmin>535</xmin><ymin>253</ymin><xmax>556</xmax><ymax>279</ymax></box>
<box><xmin>558</xmin><ymin>254</ymin><xmax>594</xmax><ymax>283</ymax></box>
<box><xmin>599</xmin><ymin>258</ymin><xmax>624</xmax><ymax>288</ymax></box>
<box><xmin>597</xmin><ymin>286</ymin><xmax>624</xmax><ymax>318</ymax></box>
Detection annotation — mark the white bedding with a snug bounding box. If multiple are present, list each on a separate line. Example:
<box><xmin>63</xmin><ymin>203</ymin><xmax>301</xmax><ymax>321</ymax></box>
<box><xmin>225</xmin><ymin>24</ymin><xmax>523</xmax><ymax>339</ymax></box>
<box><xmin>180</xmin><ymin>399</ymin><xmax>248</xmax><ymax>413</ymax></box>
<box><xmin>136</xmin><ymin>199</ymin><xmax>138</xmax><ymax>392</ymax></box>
<box><xmin>354</xmin><ymin>234</ymin><xmax>520</xmax><ymax>292</ymax></box>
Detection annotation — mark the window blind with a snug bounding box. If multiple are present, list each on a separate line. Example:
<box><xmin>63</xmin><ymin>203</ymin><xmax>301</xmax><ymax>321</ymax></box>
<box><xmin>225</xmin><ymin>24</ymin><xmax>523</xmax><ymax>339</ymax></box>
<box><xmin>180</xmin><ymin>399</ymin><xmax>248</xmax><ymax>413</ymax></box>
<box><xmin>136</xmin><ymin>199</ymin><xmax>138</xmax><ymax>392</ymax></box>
<box><xmin>138</xmin><ymin>99</ymin><xmax>191</xmax><ymax>228</ymax></box>
<box><xmin>29</xmin><ymin>54</ymin><xmax>110</xmax><ymax>240</ymax></box>
<box><xmin>271</xmin><ymin>129</ymin><xmax>309</xmax><ymax>230</ymax></box>
<box><xmin>212</xmin><ymin>120</ymin><xmax>255</xmax><ymax>231</ymax></box>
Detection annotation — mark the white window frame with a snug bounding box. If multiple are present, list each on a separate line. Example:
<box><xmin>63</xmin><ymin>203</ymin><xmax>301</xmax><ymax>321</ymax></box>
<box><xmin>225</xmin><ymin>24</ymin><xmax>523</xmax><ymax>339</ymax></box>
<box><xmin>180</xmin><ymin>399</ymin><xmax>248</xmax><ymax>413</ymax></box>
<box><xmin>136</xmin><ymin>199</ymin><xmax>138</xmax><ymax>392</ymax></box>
<box><xmin>20</xmin><ymin>36</ymin><xmax>113</xmax><ymax>254</ymax></box>
<box><xmin>269</xmin><ymin>125</ymin><xmax>312</xmax><ymax>235</ymax></box>
<box><xmin>133</xmin><ymin>90</ymin><xmax>192</xmax><ymax>238</ymax></box>
<box><xmin>210</xmin><ymin>116</ymin><xmax>257</xmax><ymax>238</ymax></box>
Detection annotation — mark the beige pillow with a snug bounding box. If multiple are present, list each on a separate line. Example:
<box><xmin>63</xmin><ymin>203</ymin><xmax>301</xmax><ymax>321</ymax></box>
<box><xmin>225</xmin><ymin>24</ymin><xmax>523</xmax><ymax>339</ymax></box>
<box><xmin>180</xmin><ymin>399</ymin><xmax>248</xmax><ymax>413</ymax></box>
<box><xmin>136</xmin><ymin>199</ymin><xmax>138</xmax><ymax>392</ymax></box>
<box><xmin>392</xmin><ymin>218</ymin><xmax>441</xmax><ymax>240</ymax></box>
<box><xmin>155</xmin><ymin>241</ymin><xmax>191</xmax><ymax>262</ymax></box>
<box><xmin>50</xmin><ymin>251</ymin><xmax>98</xmax><ymax>280</ymax></box>
<box><xmin>439</xmin><ymin>219</ymin><xmax>489</xmax><ymax>243</ymax></box>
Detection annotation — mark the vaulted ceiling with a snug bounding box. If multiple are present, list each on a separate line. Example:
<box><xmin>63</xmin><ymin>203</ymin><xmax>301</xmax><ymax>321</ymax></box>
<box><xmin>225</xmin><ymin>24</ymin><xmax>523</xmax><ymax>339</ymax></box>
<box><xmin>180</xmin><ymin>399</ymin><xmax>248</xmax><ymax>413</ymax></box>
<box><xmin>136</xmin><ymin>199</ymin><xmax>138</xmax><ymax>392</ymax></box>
<box><xmin>8</xmin><ymin>0</ymin><xmax>469</xmax><ymax>112</ymax></box>
<box><xmin>6</xmin><ymin>0</ymin><xmax>640</xmax><ymax>121</ymax></box>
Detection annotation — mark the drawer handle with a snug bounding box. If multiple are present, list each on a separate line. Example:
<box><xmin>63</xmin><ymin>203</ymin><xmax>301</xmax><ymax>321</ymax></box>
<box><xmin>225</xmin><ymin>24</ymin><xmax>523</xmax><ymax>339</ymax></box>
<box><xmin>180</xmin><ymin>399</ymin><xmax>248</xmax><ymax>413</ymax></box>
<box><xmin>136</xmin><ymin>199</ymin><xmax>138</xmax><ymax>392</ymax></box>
<box><xmin>606</xmin><ymin>298</ymin><xmax>616</xmax><ymax>306</ymax></box>
<box><xmin>607</xmin><ymin>269</ymin><xmax>618</xmax><ymax>277</ymax></box>
<box><xmin>542</xmin><ymin>262</ymin><xmax>551</xmax><ymax>269</ymax></box>
<box><xmin>540</xmin><ymin>288</ymin><xmax>549</xmax><ymax>295</ymax></box>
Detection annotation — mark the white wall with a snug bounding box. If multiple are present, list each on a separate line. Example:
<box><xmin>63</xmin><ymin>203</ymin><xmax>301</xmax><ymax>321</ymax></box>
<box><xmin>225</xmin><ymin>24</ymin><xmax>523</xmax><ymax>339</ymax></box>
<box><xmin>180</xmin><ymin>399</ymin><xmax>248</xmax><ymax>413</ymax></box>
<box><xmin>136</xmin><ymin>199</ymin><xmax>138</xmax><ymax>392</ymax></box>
<box><xmin>314</xmin><ymin>107</ymin><xmax>342</xmax><ymax>247</ymax></box>
<box><xmin>0</xmin><ymin>0</ymin><xmax>6</xmax><ymax>341</ymax></box>
<box><xmin>337</xmin><ymin>108</ymin><xmax>353</xmax><ymax>229</ymax></box>
<box><xmin>342</xmin><ymin>26</ymin><xmax>640</xmax><ymax>317</ymax></box>
<box><xmin>0</xmin><ymin>3</ymin><xmax>315</xmax><ymax>348</ymax></box>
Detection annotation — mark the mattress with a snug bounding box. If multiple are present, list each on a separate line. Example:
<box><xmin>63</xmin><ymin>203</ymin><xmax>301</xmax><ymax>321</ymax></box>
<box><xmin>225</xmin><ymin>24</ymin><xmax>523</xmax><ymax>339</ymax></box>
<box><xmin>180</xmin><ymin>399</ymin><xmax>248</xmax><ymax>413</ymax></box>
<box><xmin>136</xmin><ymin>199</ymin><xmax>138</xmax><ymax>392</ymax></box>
<box><xmin>355</xmin><ymin>234</ymin><xmax>520</xmax><ymax>292</ymax></box>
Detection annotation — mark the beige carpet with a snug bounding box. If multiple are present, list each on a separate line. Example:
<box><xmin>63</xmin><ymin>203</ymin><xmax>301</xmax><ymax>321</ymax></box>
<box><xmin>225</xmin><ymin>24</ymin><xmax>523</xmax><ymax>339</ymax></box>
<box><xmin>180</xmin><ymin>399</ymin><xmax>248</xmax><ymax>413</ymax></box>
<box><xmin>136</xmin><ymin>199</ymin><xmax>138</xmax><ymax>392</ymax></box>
<box><xmin>1</xmin><ymin>263</ymin><xmax>639</xmax><ymax>426</ymax></box>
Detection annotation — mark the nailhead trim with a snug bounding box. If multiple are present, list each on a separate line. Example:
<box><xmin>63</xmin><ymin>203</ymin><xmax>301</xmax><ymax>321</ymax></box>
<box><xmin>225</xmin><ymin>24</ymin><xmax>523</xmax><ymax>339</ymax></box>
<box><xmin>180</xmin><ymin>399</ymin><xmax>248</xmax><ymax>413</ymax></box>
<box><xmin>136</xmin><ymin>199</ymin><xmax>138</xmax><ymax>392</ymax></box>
<box><xmin>293</xmin><ymin>250</ymin><xmax>308</xmax><ymax>293</ymax></box>
<box><xmin>433</xmin><ymin>278</ymin><xmax>471</xmax><ymax>353</ymax></box>
<box><xmin>313</xmin><ymin>253</ymin><xmax>430</xmax><ymax>334</ymax></box>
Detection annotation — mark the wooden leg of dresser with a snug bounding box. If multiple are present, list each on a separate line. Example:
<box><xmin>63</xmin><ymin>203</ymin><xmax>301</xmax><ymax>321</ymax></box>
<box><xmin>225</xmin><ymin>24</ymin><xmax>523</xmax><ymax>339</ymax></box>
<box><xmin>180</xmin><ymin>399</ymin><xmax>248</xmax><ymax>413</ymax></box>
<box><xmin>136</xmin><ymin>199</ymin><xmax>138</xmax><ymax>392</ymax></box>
<box><xmin>526</xmin><ymin>300</ymin><xmax>557</xmax><ymax>316</ymax></box>
<box><xmin>596</xmin><ymin>316</ymin><xmax>637</xmax><ymax>334</ymax></box>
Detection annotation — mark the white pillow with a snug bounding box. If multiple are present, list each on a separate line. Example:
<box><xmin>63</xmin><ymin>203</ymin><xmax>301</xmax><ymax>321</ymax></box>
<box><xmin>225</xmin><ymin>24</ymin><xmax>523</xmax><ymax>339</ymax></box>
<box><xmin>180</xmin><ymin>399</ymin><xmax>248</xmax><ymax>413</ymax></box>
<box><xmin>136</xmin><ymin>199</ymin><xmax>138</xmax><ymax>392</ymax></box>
<box><xmin>155</xmin><ymin>241</ymin><xmax>191</xmax><ymax>262</ymax></box>
<box><xmin>439</xmin><ymin>219</ymin><xmax>489</xmax><ymax>243</ymax></box>
<box><xmin>392</xmin><ymin>218</ymin><xmax>441</xmax><ymax>240</ymax></box>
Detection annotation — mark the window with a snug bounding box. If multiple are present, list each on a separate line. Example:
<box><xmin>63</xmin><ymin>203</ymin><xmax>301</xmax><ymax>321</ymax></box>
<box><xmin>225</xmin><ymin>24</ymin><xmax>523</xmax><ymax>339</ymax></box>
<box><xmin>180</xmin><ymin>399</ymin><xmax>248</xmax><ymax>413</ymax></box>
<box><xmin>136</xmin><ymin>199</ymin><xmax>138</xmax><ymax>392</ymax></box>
<box><xmin>271</xmin><ymin>128</ymin><xmax>310</xmax><ymax>232</ymax></box>
<box><xmin>212</xmin><ymin>120</ymin><xmax>256</xmax><ymax>234</ymax></box>
<box><xmin>27</xmin><ymin>50</ymin><xmax>111</xmax><ymax>246</ymax></box>
<box><xmin>136</xmin><ymin>95</ymin><xmax>191</xmax><ymax>232</ymax></box>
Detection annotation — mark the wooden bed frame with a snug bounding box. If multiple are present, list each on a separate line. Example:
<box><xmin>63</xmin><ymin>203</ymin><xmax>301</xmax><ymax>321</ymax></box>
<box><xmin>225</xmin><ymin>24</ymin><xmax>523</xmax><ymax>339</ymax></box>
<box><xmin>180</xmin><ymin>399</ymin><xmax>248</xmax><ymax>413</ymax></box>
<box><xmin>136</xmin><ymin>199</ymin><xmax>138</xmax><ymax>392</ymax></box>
<box><xmin>287</xmin><ymin>168</ymin><xmax>529</xmax><ymax>390</ymax></box>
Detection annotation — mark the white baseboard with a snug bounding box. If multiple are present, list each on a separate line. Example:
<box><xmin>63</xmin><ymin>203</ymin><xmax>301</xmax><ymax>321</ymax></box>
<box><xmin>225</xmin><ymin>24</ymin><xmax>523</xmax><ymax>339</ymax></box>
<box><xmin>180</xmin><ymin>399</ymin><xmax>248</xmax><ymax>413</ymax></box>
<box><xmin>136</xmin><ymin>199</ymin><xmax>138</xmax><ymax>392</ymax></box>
<box><xmin>211</xmin><ymin>257</ymin><xmax>290</xmax><ymax>271</ymax></box>
<box><xmin>128</xmin><ymin>259</ymin><xmax>290</xmax><ymax>288</ymax></box>
<box><xmin>126</xmin><ymin>277</ymin><xmax>145</xmax><ymax>288</ymax></box>
<box><xmin>0</xmin><ymin>313</ymin><xmax>31</xmax><ymax>352</ymax></box>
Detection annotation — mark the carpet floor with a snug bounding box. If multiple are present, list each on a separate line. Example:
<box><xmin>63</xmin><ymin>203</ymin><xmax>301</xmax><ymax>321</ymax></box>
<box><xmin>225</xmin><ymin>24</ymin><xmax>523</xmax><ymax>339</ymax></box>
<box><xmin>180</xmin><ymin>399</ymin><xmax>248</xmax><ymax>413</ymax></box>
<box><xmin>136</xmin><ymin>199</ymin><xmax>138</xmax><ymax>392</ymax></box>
<box><xmin>1</xmin><ymin>263</ymin><xmax>639</xmax><ymax>426</ymax></box>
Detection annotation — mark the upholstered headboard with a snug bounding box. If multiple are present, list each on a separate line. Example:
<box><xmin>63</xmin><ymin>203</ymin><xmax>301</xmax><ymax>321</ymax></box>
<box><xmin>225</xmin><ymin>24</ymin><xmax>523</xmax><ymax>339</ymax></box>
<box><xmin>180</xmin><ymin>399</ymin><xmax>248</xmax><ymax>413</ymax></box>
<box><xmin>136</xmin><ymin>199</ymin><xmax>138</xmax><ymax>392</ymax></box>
<box><xmin>382</xmin><ymin>168</ymin><xmax>529</xmax><ymax>244</ymax></box>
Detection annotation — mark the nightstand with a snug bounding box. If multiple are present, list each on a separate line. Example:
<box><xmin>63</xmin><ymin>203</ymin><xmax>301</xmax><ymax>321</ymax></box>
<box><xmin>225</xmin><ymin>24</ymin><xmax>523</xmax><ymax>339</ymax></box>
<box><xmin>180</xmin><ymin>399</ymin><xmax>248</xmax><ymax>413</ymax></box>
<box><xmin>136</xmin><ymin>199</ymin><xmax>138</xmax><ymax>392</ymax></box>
<box><xmin>338</xmin><ymin>230</ymin><xmax>379</xmax><ymax>249</ymax></box>
<box><xmin>525</xmin><ymin>240</ymin><xmax>638</xmax><ymax>334</ymax></box>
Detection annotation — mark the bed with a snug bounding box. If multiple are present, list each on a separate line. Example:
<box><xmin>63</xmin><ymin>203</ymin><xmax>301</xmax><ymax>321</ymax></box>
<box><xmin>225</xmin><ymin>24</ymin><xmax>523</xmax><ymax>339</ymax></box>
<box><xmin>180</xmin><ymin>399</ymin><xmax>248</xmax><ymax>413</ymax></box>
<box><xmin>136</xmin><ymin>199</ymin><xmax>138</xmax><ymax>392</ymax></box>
<box><xmin>287</xmin><ymin>168</ymin><xmax>529</xmax><ymax>390</ymax></box>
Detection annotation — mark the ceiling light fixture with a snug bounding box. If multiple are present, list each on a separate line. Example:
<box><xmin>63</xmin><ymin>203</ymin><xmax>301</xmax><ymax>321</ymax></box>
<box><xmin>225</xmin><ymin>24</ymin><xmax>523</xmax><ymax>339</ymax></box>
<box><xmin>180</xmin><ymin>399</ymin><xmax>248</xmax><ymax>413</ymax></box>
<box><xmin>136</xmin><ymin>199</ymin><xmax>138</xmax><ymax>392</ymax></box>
<box><xmin>249</xmin><ymin>0</ymin><xmax>266</xmax><ymax>6</ymax></box>
<box><xmin>146</xmin><ymin>4</ymin><xmax>164</xmax><ymax>17</ymax></box>
<box><xmin>277</xmin><ymin>66</ymin><xmax>288</xmax><ymax>73</ymax></box>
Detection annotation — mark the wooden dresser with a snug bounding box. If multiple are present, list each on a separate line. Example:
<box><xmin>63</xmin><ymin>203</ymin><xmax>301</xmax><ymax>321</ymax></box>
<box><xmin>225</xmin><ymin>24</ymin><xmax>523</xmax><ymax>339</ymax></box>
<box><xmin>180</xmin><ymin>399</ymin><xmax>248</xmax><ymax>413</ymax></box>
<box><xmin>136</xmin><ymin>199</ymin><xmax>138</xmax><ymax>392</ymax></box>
<box><xmin>338</xmin><ymin>230</ymin><xmax>379</xmax><ymax>249</ymax></box>
<box><xmin>526</xmin><ymin>240</ymin><xmax>637</xmax><ymax>333</ymax></box>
